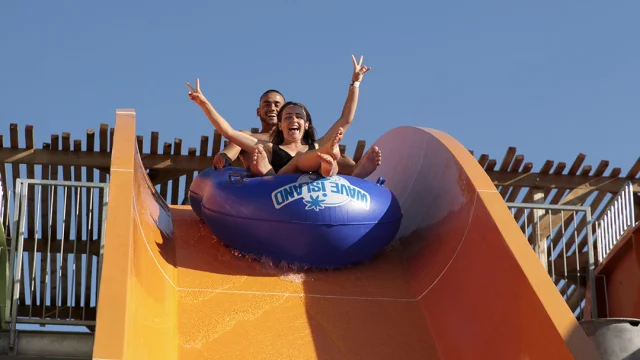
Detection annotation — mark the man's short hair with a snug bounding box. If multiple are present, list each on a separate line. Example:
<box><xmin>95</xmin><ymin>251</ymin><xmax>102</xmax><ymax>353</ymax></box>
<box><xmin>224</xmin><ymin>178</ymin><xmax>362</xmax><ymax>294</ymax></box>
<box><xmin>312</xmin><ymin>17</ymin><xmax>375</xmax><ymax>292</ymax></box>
<box><xmin>260</xmin><ymin>89</ymin><xmax>285</xmax><ymax>102</ymax></box>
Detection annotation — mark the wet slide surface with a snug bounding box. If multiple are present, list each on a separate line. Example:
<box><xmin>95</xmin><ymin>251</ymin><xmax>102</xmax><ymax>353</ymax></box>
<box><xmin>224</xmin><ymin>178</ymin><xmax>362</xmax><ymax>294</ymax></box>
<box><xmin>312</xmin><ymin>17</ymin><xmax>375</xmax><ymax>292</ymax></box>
<box><xmin>170</xmin><ymin>206</ymin><xmax>432</xmax><ymax>359</ymax></box>
<box><xmin>93</xmin><ymin>110</ymin><xmax>600</xmax><ymax>359</ymax></box>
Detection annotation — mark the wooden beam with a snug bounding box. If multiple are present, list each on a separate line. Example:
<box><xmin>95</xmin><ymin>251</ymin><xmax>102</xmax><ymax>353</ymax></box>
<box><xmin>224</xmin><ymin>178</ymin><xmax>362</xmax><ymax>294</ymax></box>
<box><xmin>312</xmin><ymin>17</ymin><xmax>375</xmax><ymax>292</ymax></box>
<box><xmin>211</xmin><ymin>130</ymin><xmax>222</xmax><ymax>156</ymax></box>
<box><xmin>0</xmin><ymin>147</ymin><xmax>216</xmax><ymax>171</ymax></box>
<box><xmin>499</xmin><ymin>154</ymin><xmax>524</xmax><ymax>199</ymax></box>
<box><xmin>485</xmin><ymin>159</ymin><xmax>497</xmax><ymax>171</ymax></box>
<box><xmin>529</xmin><ymin>189</ymin><xmax>547</xmax><ymax>270</ymax></box>
<box><xmin>498</xmin><ymin>146</ymin><xmax>517</xmax><ymax>172</ymax></box>
<box><xmin>84</xmin><ymin>128</ymin><xmax>96</xmax><ymax>310</ymax></box>
<box><xmin>181</xmin><ymin>147</ymin><xmax>197</xmax><ymax>205</ymax></box>
<box><xmin>97</xmin><ymin>125</ymin><xmax>109</xmax><ymax>244</ymax></box>
<box><xmin>487</xmin><ymin>170</ymin><xmax>639</xmax><ymax>193</ymax></box>
<box><xmin>353</xmin><ymin>140</ymin><xmax>366</xmax><ymax>163</ymax></box>
<box><xmin>477</xmin><ymin>154</ymin><xmax>490</xmax><ymax>168</ymax></box>
<box><xmin>626</xmin><ymin>157</ymin><xmax>640</xmax><ymax>179</ymax></box>
<box><xmin>170</xmin><ymin>138</ymin><xmax>183</xmax><ymax>205</ymax></box>
<box><xmin>0</xmin><ymin>134</ymin><xmax>7</xmax><ymax>224</ymax></box>
<box><xmin>159</xmin><ymin>142</ymin><xmax>172</xmax><ymax>200</ymax></box>
<box><xmin>504</xmin><ymin>162</ymin><xmax>533</xmax><ymax>203</ymax></box>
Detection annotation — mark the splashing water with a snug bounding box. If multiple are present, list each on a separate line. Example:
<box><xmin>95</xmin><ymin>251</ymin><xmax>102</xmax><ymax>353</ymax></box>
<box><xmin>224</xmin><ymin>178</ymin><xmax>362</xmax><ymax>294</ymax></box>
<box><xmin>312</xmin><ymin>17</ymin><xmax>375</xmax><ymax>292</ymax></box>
<box><xmin>190</xmin><ymin>217</ymin><xmax>391</xmax><ymax>281</ymax></box>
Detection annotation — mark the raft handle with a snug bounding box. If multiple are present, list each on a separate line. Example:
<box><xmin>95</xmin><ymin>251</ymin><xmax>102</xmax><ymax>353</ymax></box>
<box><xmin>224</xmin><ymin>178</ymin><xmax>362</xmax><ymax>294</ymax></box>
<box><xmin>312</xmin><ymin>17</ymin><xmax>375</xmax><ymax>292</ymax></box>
<box><xmin>376</xmin><ymin>177</ymin><xmax>386</xmax><ymax>187</ymax></box>
<box><xmin>228</xmin><ymin>173</ymin><xmax>245</xmax><ymax>184</ymax></box>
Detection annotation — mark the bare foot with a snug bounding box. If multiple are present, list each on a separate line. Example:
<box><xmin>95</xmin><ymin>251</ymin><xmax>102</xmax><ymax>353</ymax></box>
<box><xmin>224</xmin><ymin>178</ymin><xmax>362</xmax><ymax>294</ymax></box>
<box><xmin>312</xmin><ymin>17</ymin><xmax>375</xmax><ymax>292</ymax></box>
<box><xmin>250</xmin><ymin>145</ymin><xmax>274</xmax><ymax>176</ymax></box>
<box><xmin>318</xmin><ymin>127</ymin><xmax>343</xmax><ymax>161</ymax></box>
<box><xmin>317</xmin><ymin>153</ymin><xmax>339</xmax><ymax>177</ymax></box>
<box><xmin>351</xmin><ymin>145</ymin><xmax>382</xmax><ymax>179</ymax></box>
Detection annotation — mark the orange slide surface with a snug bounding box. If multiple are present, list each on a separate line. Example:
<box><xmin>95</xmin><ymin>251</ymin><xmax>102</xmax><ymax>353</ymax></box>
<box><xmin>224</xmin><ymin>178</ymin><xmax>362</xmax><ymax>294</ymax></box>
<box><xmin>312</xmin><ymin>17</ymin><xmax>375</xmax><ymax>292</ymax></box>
<box><xmin>92</xmin><ymin>110</ymin><xmax>600</xmax><ymax>359</ymax></box>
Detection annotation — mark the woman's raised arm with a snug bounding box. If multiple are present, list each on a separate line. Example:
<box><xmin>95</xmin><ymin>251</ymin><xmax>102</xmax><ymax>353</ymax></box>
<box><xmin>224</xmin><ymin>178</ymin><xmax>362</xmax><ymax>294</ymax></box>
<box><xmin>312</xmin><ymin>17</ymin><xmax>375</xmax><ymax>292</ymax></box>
<box><xmin>318</xmin><ymin>55</ymin><xmax>371</xmax><ymax>147</ymax></box>
<box><xmin>186</xmin><ymin>78</ymin><xmax>261</xmax><ymax>153</ymax></box>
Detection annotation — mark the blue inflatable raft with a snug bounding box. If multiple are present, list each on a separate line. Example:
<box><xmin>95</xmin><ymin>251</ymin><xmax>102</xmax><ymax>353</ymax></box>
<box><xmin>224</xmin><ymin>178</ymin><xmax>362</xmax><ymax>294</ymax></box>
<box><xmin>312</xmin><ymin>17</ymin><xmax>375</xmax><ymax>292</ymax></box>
<box><xmin>189</xmin><ymin>167</ymin><xmax>403</xmax><ymax>269</ymax></box>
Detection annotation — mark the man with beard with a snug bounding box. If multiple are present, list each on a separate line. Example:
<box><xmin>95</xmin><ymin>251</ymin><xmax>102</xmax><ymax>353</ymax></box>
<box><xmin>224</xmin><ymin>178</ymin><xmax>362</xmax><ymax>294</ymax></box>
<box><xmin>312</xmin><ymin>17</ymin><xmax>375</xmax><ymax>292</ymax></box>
<box><xmin>213</xmin><ymin>89</ymin><xmax>362</xmax><ymax>174</ymax></box>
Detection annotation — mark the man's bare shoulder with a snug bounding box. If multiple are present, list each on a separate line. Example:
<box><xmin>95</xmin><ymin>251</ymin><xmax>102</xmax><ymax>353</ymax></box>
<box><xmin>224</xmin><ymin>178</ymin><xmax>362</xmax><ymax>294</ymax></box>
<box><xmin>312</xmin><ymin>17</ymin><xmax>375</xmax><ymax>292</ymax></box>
<box><xmin>239</xmin><ymin>130</ymin><xmax>271</xmax><ymax>141</ymax></box>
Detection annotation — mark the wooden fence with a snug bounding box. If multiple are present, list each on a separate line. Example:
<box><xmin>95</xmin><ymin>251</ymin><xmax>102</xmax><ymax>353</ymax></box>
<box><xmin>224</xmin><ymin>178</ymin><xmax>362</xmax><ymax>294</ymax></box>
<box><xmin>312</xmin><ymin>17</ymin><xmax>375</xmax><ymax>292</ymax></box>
<box><xmin>0</xmin><ymin>122</ymin><xmax>638</xmax><ymax>325</ymax></box>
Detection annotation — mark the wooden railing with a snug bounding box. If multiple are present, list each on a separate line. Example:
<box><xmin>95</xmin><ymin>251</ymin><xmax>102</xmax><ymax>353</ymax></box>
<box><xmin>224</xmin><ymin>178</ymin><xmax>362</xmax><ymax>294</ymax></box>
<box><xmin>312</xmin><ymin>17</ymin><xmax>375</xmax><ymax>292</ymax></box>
<box><xmin>0</xmin><ymin>123</ymin><xmax>368</xmax><ymax>327</ymax></box>
<box><xmin>0</xmin><ymin>122</ymin><xmax>638</xmax><ymax>326</ymax></box>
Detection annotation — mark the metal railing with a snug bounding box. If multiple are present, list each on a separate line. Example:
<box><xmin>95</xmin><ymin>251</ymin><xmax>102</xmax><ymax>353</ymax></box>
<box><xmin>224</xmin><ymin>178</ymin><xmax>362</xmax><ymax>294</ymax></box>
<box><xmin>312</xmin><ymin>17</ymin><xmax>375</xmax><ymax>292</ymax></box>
<box><xmin>0</xmin><ymin>175</ymin><xmax>7</xmax><ymax>331</ymax></box>
<box><xmin>0</xmin><ymin>174</ymin><xmax>4</xmax><ymax>223</ymax></box>
<box><xmin>596</xmin><ymin>181</ymin><xmax>636</xmax><ymax>264</ymax></box>
<box><xmin>4</xmin><ymin>179</ymin><xmax>109</xmax><ymax>347</ymax></box>
<box><xmin>506</xmin><ymin>202</ymin><xmax>597</xmax><ymax>320</ymax></box>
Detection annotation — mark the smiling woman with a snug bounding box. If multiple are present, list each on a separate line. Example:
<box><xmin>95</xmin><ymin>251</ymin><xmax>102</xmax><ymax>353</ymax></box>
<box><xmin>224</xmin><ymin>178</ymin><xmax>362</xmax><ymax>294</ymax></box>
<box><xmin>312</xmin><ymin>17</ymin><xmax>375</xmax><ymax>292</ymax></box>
<box><xmin>186</xmin><ymin>54</ymin><xmax>380</xmax><ymax>179</ymax></box>
<box><xmin>184</xmin><ymin>54</ymin><xmax>403</xmax><ymax>269</ymax></box>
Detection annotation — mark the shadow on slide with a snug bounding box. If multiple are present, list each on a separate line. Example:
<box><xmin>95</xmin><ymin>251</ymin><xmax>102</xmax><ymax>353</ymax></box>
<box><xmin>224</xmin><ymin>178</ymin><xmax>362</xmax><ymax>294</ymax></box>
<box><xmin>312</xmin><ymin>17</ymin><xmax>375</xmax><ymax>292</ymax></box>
<box><xmin>92</xmin><ymin>110</ymin><xmax>601</xmax><ymax>359</ymax></box>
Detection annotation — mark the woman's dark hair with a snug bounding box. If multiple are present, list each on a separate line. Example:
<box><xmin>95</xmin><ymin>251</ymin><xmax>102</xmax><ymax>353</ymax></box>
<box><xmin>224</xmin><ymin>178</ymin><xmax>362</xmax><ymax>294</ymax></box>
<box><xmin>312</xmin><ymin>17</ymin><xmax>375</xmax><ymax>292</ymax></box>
<box><xmin>270</xmin><ymin>101</ymin><xmax>317</xmax><ymax>146</ymax></box>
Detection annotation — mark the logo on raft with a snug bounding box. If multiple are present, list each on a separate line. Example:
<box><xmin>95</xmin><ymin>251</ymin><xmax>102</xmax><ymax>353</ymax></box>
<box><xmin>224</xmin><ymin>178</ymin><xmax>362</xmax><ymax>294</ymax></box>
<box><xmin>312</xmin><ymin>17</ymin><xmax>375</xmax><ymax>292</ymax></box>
<box><xmin>271</xmin><ymin>174</ymin><xmax>371</xmax><ymax>211</ymax></box>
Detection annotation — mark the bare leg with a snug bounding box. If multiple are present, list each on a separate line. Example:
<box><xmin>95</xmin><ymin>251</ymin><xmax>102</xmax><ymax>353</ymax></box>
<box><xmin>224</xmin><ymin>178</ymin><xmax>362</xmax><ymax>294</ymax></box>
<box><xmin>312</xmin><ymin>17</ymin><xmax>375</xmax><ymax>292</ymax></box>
<box><xmin>337</xmin><ymin>154</ymin><xmax>357</xmax><ymax>175</ymax></box>
<box><xmin>351</xmin><ymin>146</ymin><xmax>382</xmax><ymax>179</ymax></box>
<box><xmin>318</xmin><ymin>153</ymin><xmax>339</xmax><ymax>177</ymax></box>
<box><xmin>250</xmin><ymin>144</ymin><xmax>275</xmax><ymax>176</ymax></box>
<box><xmin>277</xmin><ymin>128</ymin><xmax>344</xmax><ymax>175</ymax></box>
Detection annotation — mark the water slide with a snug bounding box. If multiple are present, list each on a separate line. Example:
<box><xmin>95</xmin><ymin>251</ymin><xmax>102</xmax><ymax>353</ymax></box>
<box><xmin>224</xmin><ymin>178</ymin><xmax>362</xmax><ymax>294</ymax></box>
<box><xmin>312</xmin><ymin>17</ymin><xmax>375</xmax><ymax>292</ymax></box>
<box><xmin>92</xmin><ymin>109</ymin><xmax>600</xmax><ymax>359</ymax></box>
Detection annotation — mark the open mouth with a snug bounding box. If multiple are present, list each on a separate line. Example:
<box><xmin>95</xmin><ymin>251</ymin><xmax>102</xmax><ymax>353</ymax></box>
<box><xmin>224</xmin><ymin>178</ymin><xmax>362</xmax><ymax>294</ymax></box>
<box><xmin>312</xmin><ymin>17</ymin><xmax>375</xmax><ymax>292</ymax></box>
<box><xmin>267</xmin><ymin>112</ymin><xmax>277</xmax><ymax>120</ymax></box>
<box><xmin>288</xmin><ymin>124</ymin><xmax>300</xmax><ymax>135</ymax></box>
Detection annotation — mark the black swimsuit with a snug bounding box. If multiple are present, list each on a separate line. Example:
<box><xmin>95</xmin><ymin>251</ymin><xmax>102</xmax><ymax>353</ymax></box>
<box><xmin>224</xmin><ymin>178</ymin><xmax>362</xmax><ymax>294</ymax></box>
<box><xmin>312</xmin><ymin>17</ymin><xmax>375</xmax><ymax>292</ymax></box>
<box><xmin>271</xmin><ymin>143</ymin><xmax>316</xmax><ymax>174</ymax></box>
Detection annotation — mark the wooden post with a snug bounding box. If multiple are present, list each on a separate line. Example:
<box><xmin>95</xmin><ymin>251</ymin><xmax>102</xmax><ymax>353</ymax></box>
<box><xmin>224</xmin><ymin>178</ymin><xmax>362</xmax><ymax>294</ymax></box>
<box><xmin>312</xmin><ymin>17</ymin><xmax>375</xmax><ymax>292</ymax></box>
<box><xmin>531</xmin><ymin>189</ymin><xmax>548</xmax><ymax>271</ymax></box>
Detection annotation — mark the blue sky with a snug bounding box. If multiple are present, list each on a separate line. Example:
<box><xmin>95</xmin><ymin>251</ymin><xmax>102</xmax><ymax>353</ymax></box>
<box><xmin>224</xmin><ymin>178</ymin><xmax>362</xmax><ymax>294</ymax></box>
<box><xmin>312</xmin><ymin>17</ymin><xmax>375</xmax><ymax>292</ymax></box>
<box><xmin>1</xmin><ymin>0</ymin><xmax>639</xmax><ymax>333</ymax></box>
<box><xmin>1</xmin><ymin>0</ymin><xmax>638</xmax><ymax>172</ymax></box>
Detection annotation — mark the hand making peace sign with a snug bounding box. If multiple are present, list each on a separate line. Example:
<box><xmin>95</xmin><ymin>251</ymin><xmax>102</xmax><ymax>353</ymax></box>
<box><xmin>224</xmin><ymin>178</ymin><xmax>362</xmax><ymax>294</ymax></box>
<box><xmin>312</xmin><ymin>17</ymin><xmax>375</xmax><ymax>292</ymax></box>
<box><xmin>186</xmin><ymin>78</ymin><xmax>208</xmax><ymax>107</ymax></box>
<box><xmin>351</xmin><ymin>55</ymin><xmax>371</xmax><ymax>83</ymax></box>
